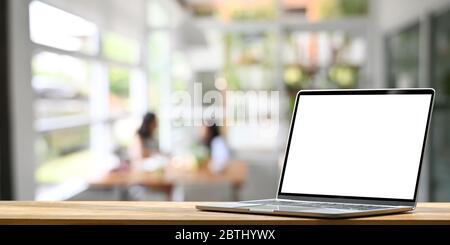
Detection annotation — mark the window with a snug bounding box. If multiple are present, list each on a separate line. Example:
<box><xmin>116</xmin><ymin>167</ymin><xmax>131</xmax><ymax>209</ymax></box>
<box><xmin>108</xmin><ymin>66</ymin><xmax>130</xmax><ymax>114</ymax></box>
<box><xmin>147</xmin><ymin>0</ymin><xmax>171</xmax><ymax>28</ymax></box>
<box><xmin>29</xmin><ymin>1</ymin><xmax>147</xmax><ymax>198</ymax></box>
<box><xmin>35</xmin><ymin>126</ymin><xmax>92</xmax><ymax>184</ymax></box>
<box><xmin>32</xmin><ymin>52</ymin><xmax>91</xmax><ymax>120</ymax></box>
<box><xmin>29</xmin><ymin>1</ymin><xmax>99</xmax><ymax>54</ymax></box>
<box><xmin>102</xmin><ymin>32</ymin><xmax>140</xmax><ymax>64</ymax></box>
<box><xmin>148</xmin><ymin>31</ymin><xmax>170</xmax><ymax>111</ymax></box>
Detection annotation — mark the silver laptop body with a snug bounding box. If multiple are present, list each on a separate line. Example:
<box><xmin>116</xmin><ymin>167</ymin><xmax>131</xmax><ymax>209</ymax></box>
<box><xmin>197</xmin><ymin>89</ymin><xmax>435</xmax><ymax>218</ymax></box>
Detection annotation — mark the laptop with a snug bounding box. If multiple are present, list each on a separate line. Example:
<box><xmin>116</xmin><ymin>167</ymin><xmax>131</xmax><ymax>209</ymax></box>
<box><xmin>197</xmin><ymin>89</ymin><xmax>435</xmax><ymax>218</ymax></box>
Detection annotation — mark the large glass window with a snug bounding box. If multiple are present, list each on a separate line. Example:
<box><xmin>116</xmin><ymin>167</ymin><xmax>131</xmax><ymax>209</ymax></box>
<box><xmin>29</xmin><ymin>1</ymin><xmax>99</xmax><ymax>54</ymax></box>
<box><xmin>29</xmin><ymin>1</ymin><xmax>146</xmax><ymax>198</ymax></box>
<box><xmin>148</xmin><ymin>31</ymin><xmax>170</xmax><ymax>112</ymax></box>
<box><xmin>35</xmin><ymin>126</ymin><xmax>92</xmax><ymax>184</ymax></box>
<box><xmin>147</xmin><ymin>0</ymin><xmax>171</xmax><ymax>28</ymax></box>
<box><xmin>108</xmin><ymin>66</ymin><xmax>130</xmax><ymax>114</ymax></box>
<box><xmin>32</xmin><ymin>52</ymin><xmax>91</xmax><ymax>119</ymax></box>
<box><xmin>147</xmin><ymin>0</ymin><xmax>172</xmax><ymax>152</ymax></box>
<box><xmin>102</xmin><ymin>32</ymin><xmax>140</xmax><ymax>64</ymax></box>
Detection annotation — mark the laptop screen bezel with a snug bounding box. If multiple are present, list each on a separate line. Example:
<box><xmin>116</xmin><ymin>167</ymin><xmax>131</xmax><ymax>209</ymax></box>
<box><xmin>276</xmin><ymin>89</ymin><xmax>435</xmax><ymax>206</ymax></box>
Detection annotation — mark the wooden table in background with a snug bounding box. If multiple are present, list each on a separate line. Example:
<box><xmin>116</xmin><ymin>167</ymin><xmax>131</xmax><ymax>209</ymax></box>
<box><xmin>89</xmin><ymin>161</ymin><xmax>248</xmax><ymax>201</ymax></box>
<box><xmin>0</xmin><ymin>202</ymin><xmax>449</xmax><ymax>225</ymax></box>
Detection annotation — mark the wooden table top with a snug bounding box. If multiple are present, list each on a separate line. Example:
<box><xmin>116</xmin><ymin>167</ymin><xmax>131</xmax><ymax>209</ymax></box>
<box><xmin>89</xmin><ymin>160</ymin><xmax>248</xmax><ymax>188</ymax></box>
<box><xmin>0</xmin><ymin>202</ymin><xmax>449</xmax><ymax>225</ymax></box>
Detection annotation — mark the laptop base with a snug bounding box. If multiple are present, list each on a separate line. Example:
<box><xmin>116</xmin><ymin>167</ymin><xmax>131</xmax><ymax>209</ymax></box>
<box><xmin>196</xmin><ymin>199</ymin><xmax>413</xmax><ymax>219</ymax></box>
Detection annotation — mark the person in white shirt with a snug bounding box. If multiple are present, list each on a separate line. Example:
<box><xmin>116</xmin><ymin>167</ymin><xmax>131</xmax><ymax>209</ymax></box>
<box><xmin>200</xmin><ymin>123</ymin><xmax>230</xmax><ymax>173</ymax></box>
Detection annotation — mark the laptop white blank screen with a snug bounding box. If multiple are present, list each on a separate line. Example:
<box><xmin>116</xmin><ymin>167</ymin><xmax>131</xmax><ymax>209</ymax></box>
<box><xmin>280</xmin><ymin>93</ymin><xmax>432</xmax><ymax>200</ymax></box>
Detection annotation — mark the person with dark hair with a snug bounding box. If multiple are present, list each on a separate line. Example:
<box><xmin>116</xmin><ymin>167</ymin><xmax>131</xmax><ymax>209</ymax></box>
<box><xmin>129</xmin><ymin>112</ymin><xmax>159</xmax><ymax>160</ymax></box>
<box><xmin>200</xmin><ymin>122</ymin><xmax>230</xmax><ymax>173</ymax></box>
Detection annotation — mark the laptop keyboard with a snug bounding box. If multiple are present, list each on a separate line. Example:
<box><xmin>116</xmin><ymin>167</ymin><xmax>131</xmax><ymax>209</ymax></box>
<box><xmin>247</xmin><ymin>200</ymin><xmax>392</xmax><ymax>211</ymax></box>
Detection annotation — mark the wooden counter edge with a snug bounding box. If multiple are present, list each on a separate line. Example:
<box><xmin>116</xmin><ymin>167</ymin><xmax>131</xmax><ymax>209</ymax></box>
<box><xmin>0</xmin><ymin>201</ymin><xmax>449</xmax><ymax>225</ymax></box>
<box><xmin>1</xmin><ymin>219</ymin><xmax>450</xmax><ymax>225</ymax></box>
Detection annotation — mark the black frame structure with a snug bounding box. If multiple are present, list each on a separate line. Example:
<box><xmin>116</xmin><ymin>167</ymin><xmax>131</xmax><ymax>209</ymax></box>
<box><xmin>277</xmin><ymin>89</ymin><xmax>435</xmax><ymax>207</ymax></box>
<box><xmin>0</xmin><ymin>0</ymin><xmax>13</xmax><ymax>200</ymax></box>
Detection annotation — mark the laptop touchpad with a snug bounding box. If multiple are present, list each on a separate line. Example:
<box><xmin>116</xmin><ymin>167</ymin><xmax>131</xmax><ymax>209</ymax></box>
<box><xmin>205</xmin><ymin>202</ymin><xmax>262</xmax><ymax>209</ymax></box>
<box><xmin>250</xmin><ymin>205</ymin><xmax>312</xmax><ymax>212</ymax></box>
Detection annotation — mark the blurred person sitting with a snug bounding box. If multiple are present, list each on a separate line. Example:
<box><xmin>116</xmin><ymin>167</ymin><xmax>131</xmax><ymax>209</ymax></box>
<box><xmin>129</xmin><ymin>112</ymin><xmax>159</xmax><ymax>160</ymax></box>
<box><xmin>200</xmin><ymin>122</ymin><xmax>230</xmax><ymax>174</ymax></box>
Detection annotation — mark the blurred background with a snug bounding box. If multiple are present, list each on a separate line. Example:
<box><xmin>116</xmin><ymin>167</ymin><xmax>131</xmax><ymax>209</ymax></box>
<box><xmin>0</xmin><ymin>0</ymin><xmax>449</xmax><ymax>202</ymax></box>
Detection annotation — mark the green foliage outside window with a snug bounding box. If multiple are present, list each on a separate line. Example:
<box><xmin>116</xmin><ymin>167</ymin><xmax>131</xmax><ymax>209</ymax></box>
<box><xmin>109</xmin><ymin>67</ymin><xmax>130</xmax><ymax>98</ymax></box>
